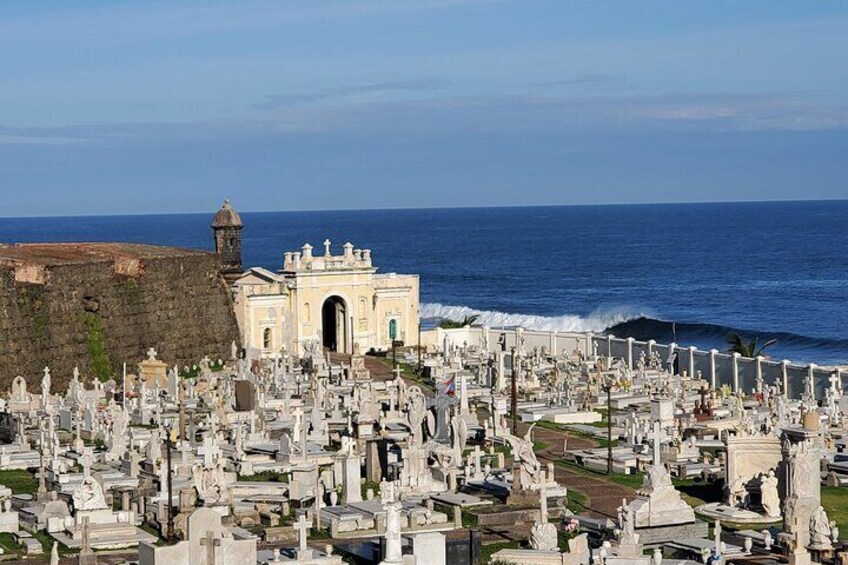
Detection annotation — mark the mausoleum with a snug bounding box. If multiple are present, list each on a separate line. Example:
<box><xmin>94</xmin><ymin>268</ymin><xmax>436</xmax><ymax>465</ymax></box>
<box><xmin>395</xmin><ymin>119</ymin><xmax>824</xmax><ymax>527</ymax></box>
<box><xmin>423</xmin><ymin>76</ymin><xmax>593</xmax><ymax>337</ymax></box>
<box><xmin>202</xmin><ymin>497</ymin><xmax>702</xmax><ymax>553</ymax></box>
<box><xmin>233</xmin><ymin>236</ymin><xmax>419</xmax><ymax>356</ymax></box>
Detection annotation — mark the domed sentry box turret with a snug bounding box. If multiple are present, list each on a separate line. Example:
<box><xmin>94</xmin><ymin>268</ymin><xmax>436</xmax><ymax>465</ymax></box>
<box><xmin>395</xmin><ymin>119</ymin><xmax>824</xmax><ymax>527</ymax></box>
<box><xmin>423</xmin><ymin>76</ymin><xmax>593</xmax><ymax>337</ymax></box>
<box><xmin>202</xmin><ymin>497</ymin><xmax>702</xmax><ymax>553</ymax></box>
<box><xmin>211</xmin><ymin>199</ymin><xmax>244</xmax><ymax>283</ymax></box>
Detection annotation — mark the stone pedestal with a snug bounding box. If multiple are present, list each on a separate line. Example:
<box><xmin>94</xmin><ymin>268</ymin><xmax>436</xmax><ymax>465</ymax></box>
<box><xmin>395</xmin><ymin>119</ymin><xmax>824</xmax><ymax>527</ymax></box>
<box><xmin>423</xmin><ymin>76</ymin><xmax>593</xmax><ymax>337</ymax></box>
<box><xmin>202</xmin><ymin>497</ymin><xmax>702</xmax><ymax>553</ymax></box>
<box><xmin>629</xmin><ymin>464</ymin><xmax>695</xmax><ymax>528</ymax></box>
<box><xmin>139</xmin><ymin>356</ymin><xmax>168</xmax><ymax>389</ymax></box>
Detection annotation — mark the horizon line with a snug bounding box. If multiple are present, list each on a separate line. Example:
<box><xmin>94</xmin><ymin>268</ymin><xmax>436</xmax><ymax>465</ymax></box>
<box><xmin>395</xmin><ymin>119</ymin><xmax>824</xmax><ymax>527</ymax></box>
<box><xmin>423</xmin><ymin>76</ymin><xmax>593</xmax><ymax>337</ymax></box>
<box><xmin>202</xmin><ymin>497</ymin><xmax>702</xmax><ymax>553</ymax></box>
<box><xmin>1</xmin><ymin>196</ymin><xmax>846</xmax><ymax>221</ymax></box>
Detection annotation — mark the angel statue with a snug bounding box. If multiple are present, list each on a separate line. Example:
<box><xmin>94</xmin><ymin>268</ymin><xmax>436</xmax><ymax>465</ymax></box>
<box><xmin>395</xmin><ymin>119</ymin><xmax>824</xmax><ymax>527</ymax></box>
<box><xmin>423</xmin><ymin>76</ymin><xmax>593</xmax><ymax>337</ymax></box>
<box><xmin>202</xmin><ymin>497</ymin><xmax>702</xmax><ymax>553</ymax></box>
<box><xmin>505</xmin><ymin>423</ymin><xmax>541</xmax><ymax>490</ymax></box>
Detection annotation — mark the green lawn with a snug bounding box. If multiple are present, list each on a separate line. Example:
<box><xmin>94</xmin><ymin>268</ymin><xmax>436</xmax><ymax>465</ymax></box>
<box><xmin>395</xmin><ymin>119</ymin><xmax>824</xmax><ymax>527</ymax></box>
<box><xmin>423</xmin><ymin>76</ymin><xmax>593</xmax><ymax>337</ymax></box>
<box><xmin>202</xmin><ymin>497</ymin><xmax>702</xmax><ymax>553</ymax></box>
<box><xmin>822</xmin><ymin>486</ymin><xmax>848</xmax><ymax>535</ymax></box>
<box><xmin>376</xmin><ymin>358</ymin><xmax>434</xmax><ymax>391</ymax></box>
<box><xmin>482</xmin><ymin>540</ymin><xmax>520</xmax><ymax>564</ymax></box>
<box><xmin>555</xmin><ymin>459</ymin><xmax>644</xmax><ymax>489</ymax></box>
<box><xmin>566</xmin><ymin>487</ymin><xmax>588</xmax><ymax>513</ymax></box>
<box><xmin>33</xmin><ymin>531</ymin><xmax>72</xmax><ymax>556</ymax></box>
<box><xmin>0</xmin><ymin>469</ymin><xmax>38</xmax><ymax>494</ymax></box>
<box><xmin>236</xmin><ymin>470</ymin><xmax>289</xmax><ymax>483</ymax></box>
<box><xmin>0</xmin><ymin>532</ymin><xmax>20</xmax><ymax>555</ymax></box>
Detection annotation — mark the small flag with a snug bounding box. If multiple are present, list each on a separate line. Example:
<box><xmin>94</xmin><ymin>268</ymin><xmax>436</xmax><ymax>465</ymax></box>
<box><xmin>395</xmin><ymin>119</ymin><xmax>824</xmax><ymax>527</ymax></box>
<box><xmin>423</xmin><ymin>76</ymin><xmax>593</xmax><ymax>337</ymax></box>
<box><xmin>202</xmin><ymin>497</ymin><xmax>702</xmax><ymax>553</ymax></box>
<box><xmin>444</xmin><ymin>374</ymin><xmax>456</xmax><ymax>396</ymax></box>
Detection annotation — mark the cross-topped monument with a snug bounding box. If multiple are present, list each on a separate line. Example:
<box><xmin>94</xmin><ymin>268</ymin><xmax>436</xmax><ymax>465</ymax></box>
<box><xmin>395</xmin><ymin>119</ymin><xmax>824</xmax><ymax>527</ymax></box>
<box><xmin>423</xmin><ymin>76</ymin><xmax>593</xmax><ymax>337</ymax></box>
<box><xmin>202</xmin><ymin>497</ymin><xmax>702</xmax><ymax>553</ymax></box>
<box><xmin>199</xmin><ymin>436</ymin><xmax>221</xmax><ymax>468</ymax></box>
<box><xmin>293</xmin><ymin>514</ymin><xmax>312</xmax><ymax>558</ymax></box>
<box><xmin>200</xmin><ymin>529</ymin><xmax>222</xmax><ymax>564</ymax></box>
<box><xmin>647</xmin><ymin>420</ymin><xmax>666</xmax><ymax>467</ymax></box>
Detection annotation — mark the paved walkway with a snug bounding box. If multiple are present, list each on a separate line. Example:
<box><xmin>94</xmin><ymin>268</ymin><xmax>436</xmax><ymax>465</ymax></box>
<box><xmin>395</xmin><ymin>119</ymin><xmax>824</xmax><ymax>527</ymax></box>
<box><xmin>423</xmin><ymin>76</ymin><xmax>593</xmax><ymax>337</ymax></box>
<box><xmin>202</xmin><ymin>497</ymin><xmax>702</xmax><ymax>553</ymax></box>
<box><xmin>519</xmin><ymin>423</ymin><xmax>635</xmax><ymax>520</ymax></box>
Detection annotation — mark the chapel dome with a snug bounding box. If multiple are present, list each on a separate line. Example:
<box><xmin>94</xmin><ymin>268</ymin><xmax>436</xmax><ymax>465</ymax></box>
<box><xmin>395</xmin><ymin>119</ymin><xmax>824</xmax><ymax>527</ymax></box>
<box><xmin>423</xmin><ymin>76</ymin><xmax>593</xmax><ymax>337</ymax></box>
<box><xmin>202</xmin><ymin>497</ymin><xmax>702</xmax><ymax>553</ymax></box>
<box><xmin>211</xmin><ymin>199</ymin><xmax>243</xmax><ymax>228</ymax></box>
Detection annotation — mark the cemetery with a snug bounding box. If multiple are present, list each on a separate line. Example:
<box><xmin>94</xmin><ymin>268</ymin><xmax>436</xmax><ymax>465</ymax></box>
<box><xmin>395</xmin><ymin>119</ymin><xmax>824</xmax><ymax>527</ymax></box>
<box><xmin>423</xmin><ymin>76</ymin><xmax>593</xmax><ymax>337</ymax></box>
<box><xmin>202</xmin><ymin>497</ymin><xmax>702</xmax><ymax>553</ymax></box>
<box><xmin>0</xmin><ymin>320</ymin><xmax>844</xmax><ymax>565</ymax></box>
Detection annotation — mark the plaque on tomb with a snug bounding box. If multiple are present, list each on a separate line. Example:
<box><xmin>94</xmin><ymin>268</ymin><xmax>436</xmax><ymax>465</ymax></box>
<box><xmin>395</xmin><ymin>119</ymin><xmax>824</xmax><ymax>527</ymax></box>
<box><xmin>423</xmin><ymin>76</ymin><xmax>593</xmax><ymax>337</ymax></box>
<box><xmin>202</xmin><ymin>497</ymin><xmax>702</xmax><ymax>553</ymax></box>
<box><xmin>234</xmin><ymin>380</ymin><xmax>256</xmax><ymax>412</ymax></box>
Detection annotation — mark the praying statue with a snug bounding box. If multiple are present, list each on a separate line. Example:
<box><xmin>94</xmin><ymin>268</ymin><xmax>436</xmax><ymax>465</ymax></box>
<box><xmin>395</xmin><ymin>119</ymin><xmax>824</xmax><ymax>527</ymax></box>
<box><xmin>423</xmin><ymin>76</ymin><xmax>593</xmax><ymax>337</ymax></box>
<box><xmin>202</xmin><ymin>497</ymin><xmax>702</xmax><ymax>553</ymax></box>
<box><xmin>810</xmin><ymin>506</ymin><xmax>834</xmax><ymax>548</ymax></box>
<box><xmin>760</xmin><ymin>470</ymin><xmax>780</xmax><ymax>518</ymax></box>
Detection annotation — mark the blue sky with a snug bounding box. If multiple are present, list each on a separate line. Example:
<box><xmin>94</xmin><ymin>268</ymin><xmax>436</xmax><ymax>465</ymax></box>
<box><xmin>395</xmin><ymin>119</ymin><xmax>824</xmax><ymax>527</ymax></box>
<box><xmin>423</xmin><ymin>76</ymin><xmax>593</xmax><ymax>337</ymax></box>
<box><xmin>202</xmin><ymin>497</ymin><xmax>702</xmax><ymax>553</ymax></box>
<box><xmin>1</xmin><ymin>1</ymin><xmax>847</xmax><ymax>216</ymax></box>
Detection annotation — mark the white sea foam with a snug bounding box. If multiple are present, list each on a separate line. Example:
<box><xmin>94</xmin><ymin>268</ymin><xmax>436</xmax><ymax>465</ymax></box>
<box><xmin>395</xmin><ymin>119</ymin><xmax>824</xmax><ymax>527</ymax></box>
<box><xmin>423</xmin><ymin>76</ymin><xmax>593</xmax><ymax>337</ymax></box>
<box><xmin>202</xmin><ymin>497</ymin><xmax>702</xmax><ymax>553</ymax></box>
<box><xmin>421</xmin><ymin>303</ymin><xmax>645</xmax><ymax>333</ymax></box>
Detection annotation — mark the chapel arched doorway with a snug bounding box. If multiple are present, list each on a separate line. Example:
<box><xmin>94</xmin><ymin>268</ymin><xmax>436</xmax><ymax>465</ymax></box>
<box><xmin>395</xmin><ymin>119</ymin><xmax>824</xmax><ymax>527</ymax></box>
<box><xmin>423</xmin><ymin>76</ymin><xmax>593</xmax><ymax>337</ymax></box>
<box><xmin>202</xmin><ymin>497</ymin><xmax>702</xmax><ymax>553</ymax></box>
<box><xmin>321</xmin><ymin>296</ymin><xmax>348</xmax><ymax>353</ymax></box>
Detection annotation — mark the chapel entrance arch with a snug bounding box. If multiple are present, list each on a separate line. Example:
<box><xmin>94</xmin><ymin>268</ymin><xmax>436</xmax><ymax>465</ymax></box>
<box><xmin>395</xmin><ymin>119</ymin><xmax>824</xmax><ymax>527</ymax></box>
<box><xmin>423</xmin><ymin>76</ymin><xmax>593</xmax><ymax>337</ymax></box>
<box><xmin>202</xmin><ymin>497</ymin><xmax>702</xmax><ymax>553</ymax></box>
<box><xmin>321</xmin><ymin>296</ymin><xmax>348</xmax><ymax>353</ymax></box>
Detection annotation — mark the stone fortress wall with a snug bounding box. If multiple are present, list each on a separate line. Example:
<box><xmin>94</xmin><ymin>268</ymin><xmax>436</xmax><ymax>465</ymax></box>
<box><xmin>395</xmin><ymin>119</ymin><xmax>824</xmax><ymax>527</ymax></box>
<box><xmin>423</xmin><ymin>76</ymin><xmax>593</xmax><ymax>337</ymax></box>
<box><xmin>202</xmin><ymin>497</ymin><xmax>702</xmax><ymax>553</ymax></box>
<box><xmin>0</xmin><ymin>242</ymin><xmax>240</xmax><ymax>391</ymax></box>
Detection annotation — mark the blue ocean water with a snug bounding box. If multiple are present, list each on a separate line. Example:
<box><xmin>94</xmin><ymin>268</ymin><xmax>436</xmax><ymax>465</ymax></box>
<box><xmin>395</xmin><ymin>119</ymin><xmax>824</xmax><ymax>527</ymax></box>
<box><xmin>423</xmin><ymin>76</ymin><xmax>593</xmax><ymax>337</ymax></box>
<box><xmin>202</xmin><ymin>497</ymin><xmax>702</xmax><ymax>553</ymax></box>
<box><xmin>1</xmin><ymin>201</ymin><xmax>846</xmax><ymax>365</ymax></box>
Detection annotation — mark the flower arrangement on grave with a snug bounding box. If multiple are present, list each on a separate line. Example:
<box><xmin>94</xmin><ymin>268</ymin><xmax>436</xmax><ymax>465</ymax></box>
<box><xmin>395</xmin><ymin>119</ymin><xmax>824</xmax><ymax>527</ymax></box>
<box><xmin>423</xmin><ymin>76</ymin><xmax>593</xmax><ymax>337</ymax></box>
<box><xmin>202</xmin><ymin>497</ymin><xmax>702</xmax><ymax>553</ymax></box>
<box><xmin>561</xmin><ymin>518</ymin><xmax>581</xmax><ymax>542</ymax></box>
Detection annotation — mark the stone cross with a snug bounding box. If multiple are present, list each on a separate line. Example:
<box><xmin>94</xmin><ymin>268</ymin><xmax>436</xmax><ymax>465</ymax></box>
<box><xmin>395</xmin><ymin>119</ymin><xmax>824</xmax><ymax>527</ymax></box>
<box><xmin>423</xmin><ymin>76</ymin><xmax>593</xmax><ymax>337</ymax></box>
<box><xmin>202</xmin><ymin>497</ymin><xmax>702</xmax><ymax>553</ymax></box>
<box><xmin>294</xmin><ymin>514</ymin><xmax>310</xmax><ymax>553</ymax></box>
<box><xmin>472</xmin><ymin>446</ymin><xmax>483</xmax><ymax>474</ymax></box>
<box><xmin>200</xmin><ymin>529</ymin><xmax>221</xmax><ymax>564</ymax></box>
<box><xmin>647</xmin><ymin>420</ymin><xmax>665</xmax><ymax>467</ymax></box>
<box><xmin>147</xmin><ymin>347</ymin><xmax>158</xmax><ymax>361</ymax></box>
<box><xmin>200</xmin><ymin>436</ymin><xmax>221</xmax><ymax>468</ymax></box>
<box><xmin>323</xmin><ymin>239</ymin><xmax>332</xmax><ymax>257</ymax></box>
<box><xmin>80</xmin><ymin>516</ymin><xmax>93</xmax><ymax>556</ymax></box>
<box><xmin>830</xmin><ymin>372</ymin><xmax>841</xmax><ymax>394</ymax></box>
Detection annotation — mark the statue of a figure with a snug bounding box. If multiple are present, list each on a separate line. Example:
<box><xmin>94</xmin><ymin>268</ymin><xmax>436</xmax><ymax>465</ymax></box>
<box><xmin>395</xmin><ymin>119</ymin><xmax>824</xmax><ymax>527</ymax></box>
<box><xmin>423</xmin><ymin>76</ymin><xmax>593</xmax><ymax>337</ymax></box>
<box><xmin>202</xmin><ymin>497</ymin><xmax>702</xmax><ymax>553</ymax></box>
<box><xmin>192</xmin><ymin>462</ymin><xmax>230</xmax><ymax>505</ymax></box>
<box><xmin>530</xmin><ymin>520</ymin><xmax>558</xmax><ymax>551</ymax></box>
<box><xmin>728</xmin><ymin>476</ymin><xmax>749</xmax><ymax>508</ymax></box>
<box><xmin>303</xmin><ymin>339</ymin><xmax>320</xmax><ymax>357</ymax></box>
<box><xmin>147</xmin><ymin>428</ymin><xmax>162</xmax><ymax>462</ymax></box>
<box><xmin>505</xmin><ymin>424</ymin><xmax>541</xmax><ymax>490</ymax></box>
<box><xmin>41</xmin><ymin>368</ymin><xmax>51</xmax><ymax>399</ymax></box>
<box><xmin>383</xmin><ymin>492</ymin><xmax>403</xmax><ymax>563</ymax></box>
<box><xmin>406</xmin><ymin>386</ymin><xmax>427</xmax><ymax>445</ymax></box>
<box><xmin>10</xmin><ymin>376</ymin><xmax>28</xmax><ymax>401</ymax></box>
<box><xmin>790</xmin><ymin>444</ymin><xmax>815</xmax><ymax>498</ymax></box>
<box><xmin>73</xmin><ymin>476</ymin><xmax>107</xmax><ymax>511</ymax></box>
<box><xmin>760</xmin><ymin>470</ymin><xmax>780</xmax><ymax>518</ymax></box>
<box><xmin>810</xmin><ymin>506</ymin><xmax>833</xmax><ymax>548</ymax></box>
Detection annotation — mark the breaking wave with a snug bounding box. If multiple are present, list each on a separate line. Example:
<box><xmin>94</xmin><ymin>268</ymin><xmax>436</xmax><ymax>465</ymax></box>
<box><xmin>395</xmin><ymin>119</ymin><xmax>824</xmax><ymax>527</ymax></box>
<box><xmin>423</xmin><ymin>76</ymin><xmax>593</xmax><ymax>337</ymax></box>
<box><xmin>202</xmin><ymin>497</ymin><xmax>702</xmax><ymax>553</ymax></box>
<box><xmin>420</xmin><ymin>303</ymin><xmax>646</xmax><ymax>333</ymax></box>
<box><xmin>421</xmin><ymin>304</ymin><xmax>848</xmax><ymax>364</ymax></box>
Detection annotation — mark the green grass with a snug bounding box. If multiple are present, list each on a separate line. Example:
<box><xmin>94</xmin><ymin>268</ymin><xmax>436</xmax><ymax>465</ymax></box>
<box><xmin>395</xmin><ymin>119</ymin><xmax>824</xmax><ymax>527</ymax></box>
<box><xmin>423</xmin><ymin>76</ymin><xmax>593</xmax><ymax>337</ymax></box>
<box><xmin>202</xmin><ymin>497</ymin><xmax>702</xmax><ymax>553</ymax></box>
<box><xmin>822</xmin><ymin>486</ymin><xmax>848</xmax><ymax>535</ymax></box>
<box><xmin>361</xmin><ymin>479</ymin><xmax>381</xmax><ymax>501</ymax></box>
<box><xmin>555</xmin><ymin>459</ymin><xmax>644</xmax><ymax>489</ymax></box>
<box><xmin>534</xmin><ymin>419</ymin><xmax>619</xmax><ymax>448</ymax></box>
<box><xmin>0</xmin><ymin>469</ymin><xmax>38</xmax><ymax>494</ymax></box>
<box><xmin>237</xmin><ymin>470</ymin><xmax>290</xmax><ymax>482</ymax></box>
<box><xmin>535</xmin><ymin>420</ymin><xmax>568</xmax><ymax>433</ymax></box>
<box><xmin>435</xmin><ymin>502</ymin><xmax>476</xmax><ymax>528</ymax></box>
<box><xmin>532</xmin><ymin>440</ymin><xmax>549</xmax><ymax>453</ymax></box>
<box><xmin>83</xmin><ymin>312</ymin><xmax>113</xmax><ymax>381</ymax></box>
<box><xmin>566</xmin><ymin>487</ymin><xmax>588</xmax><ymax>513</ymax></box>
<box><xmin>482</xmin><ymin>540</ymin><xmax>520</xmax><ymax>564</ymax></box>
<box><xmin>0</xmin><ymin>532</ymin><xmax>20</xmax><ymax>555</ymax></box>
<box><xmin>376</xmin><ymin>358</ymin><xmax>434</xmax><ymax>391</ymax></box>
<box><xmin>33</xmin><ymin>531</ymin><xmax>72</xmax><ymax>556</ymax></box>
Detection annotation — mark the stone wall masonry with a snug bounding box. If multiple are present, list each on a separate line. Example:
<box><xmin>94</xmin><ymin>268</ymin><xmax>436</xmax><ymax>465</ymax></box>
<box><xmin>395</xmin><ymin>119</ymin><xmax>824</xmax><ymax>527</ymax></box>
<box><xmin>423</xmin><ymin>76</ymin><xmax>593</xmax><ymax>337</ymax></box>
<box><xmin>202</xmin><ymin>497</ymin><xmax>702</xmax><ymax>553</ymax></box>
<box><xmin>0</xmin><ymin>251</ymin><xmax>240</xmax><ymax>391</ymax></box>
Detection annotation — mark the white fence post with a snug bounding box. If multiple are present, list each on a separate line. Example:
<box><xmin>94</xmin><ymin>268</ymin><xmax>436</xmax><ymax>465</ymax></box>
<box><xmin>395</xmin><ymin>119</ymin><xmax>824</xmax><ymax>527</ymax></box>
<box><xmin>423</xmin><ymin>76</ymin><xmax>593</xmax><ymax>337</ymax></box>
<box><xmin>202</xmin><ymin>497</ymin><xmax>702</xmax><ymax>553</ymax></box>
<box><xmin>732</xmin><ymin>352</ymin><xmax>741</xmax><ymax>393</ymax></box>
<box><xmin>688</xmin><ymin>346</ymin><xmax>696</xmax><ymax>380</ymax></box>
<box><xmin>781</xmin><ymin>360</ymin><xmax>790</xmax><ymax>398</ymax></box>
<box><xmin>709</xmin><ymin>349</ymin><xmax>718</xmax><ymax>390</ymax></box>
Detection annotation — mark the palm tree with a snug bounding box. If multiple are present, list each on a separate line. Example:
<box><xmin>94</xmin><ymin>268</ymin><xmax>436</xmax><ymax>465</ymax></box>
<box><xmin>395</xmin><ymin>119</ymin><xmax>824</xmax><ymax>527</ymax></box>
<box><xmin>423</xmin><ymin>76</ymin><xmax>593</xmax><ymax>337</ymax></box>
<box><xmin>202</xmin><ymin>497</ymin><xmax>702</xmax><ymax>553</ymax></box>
<box><xmin>438</xmin><ymin>314</ymin><xmax>480</xmax><ymax>329</ymax></box>
<box><xmin>726</xmin><ymin>332</ymin><xmax>777</xmax><ymax>358</ymax></box>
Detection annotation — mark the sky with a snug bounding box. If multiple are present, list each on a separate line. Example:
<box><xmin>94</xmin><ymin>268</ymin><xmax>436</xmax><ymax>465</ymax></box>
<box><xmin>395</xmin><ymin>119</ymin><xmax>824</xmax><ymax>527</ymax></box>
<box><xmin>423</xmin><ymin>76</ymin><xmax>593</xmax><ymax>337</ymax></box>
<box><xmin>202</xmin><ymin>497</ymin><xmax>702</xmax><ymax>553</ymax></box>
<box><xmin>1</xmin><ymin>0</ymin><xmax>847</xmax><ymax>217</ymax></box>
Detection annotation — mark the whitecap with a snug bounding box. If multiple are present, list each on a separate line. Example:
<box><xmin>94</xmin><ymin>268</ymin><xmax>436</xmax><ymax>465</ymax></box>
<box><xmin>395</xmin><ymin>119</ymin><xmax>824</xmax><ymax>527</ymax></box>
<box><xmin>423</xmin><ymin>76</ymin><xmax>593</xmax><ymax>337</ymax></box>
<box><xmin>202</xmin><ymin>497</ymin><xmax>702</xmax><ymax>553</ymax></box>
<box><xmin>420</xmin><ymin>302</ymin><xmax>647</xmax><ymax>333</ymax></box>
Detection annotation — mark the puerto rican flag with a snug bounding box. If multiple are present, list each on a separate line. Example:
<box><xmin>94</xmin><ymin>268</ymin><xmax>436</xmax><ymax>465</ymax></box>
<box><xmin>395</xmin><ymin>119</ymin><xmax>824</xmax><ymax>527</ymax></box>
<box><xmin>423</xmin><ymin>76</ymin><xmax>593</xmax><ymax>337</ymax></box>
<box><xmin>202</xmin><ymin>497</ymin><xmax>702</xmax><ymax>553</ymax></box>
<box><xmin>443</xmin><ymin>374</ymin><xmax>456</xmax><ymax>396</ymax></box>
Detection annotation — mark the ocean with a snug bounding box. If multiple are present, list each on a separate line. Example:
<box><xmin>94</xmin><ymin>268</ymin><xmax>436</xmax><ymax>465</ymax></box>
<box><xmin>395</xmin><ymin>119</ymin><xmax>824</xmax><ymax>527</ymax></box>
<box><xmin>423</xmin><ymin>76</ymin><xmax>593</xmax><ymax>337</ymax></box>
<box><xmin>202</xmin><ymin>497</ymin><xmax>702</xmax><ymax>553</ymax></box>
<box><xmin>1</xmin><ymin>200</ymin><xmax>846</xmax><ymax>365</ymax></box>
